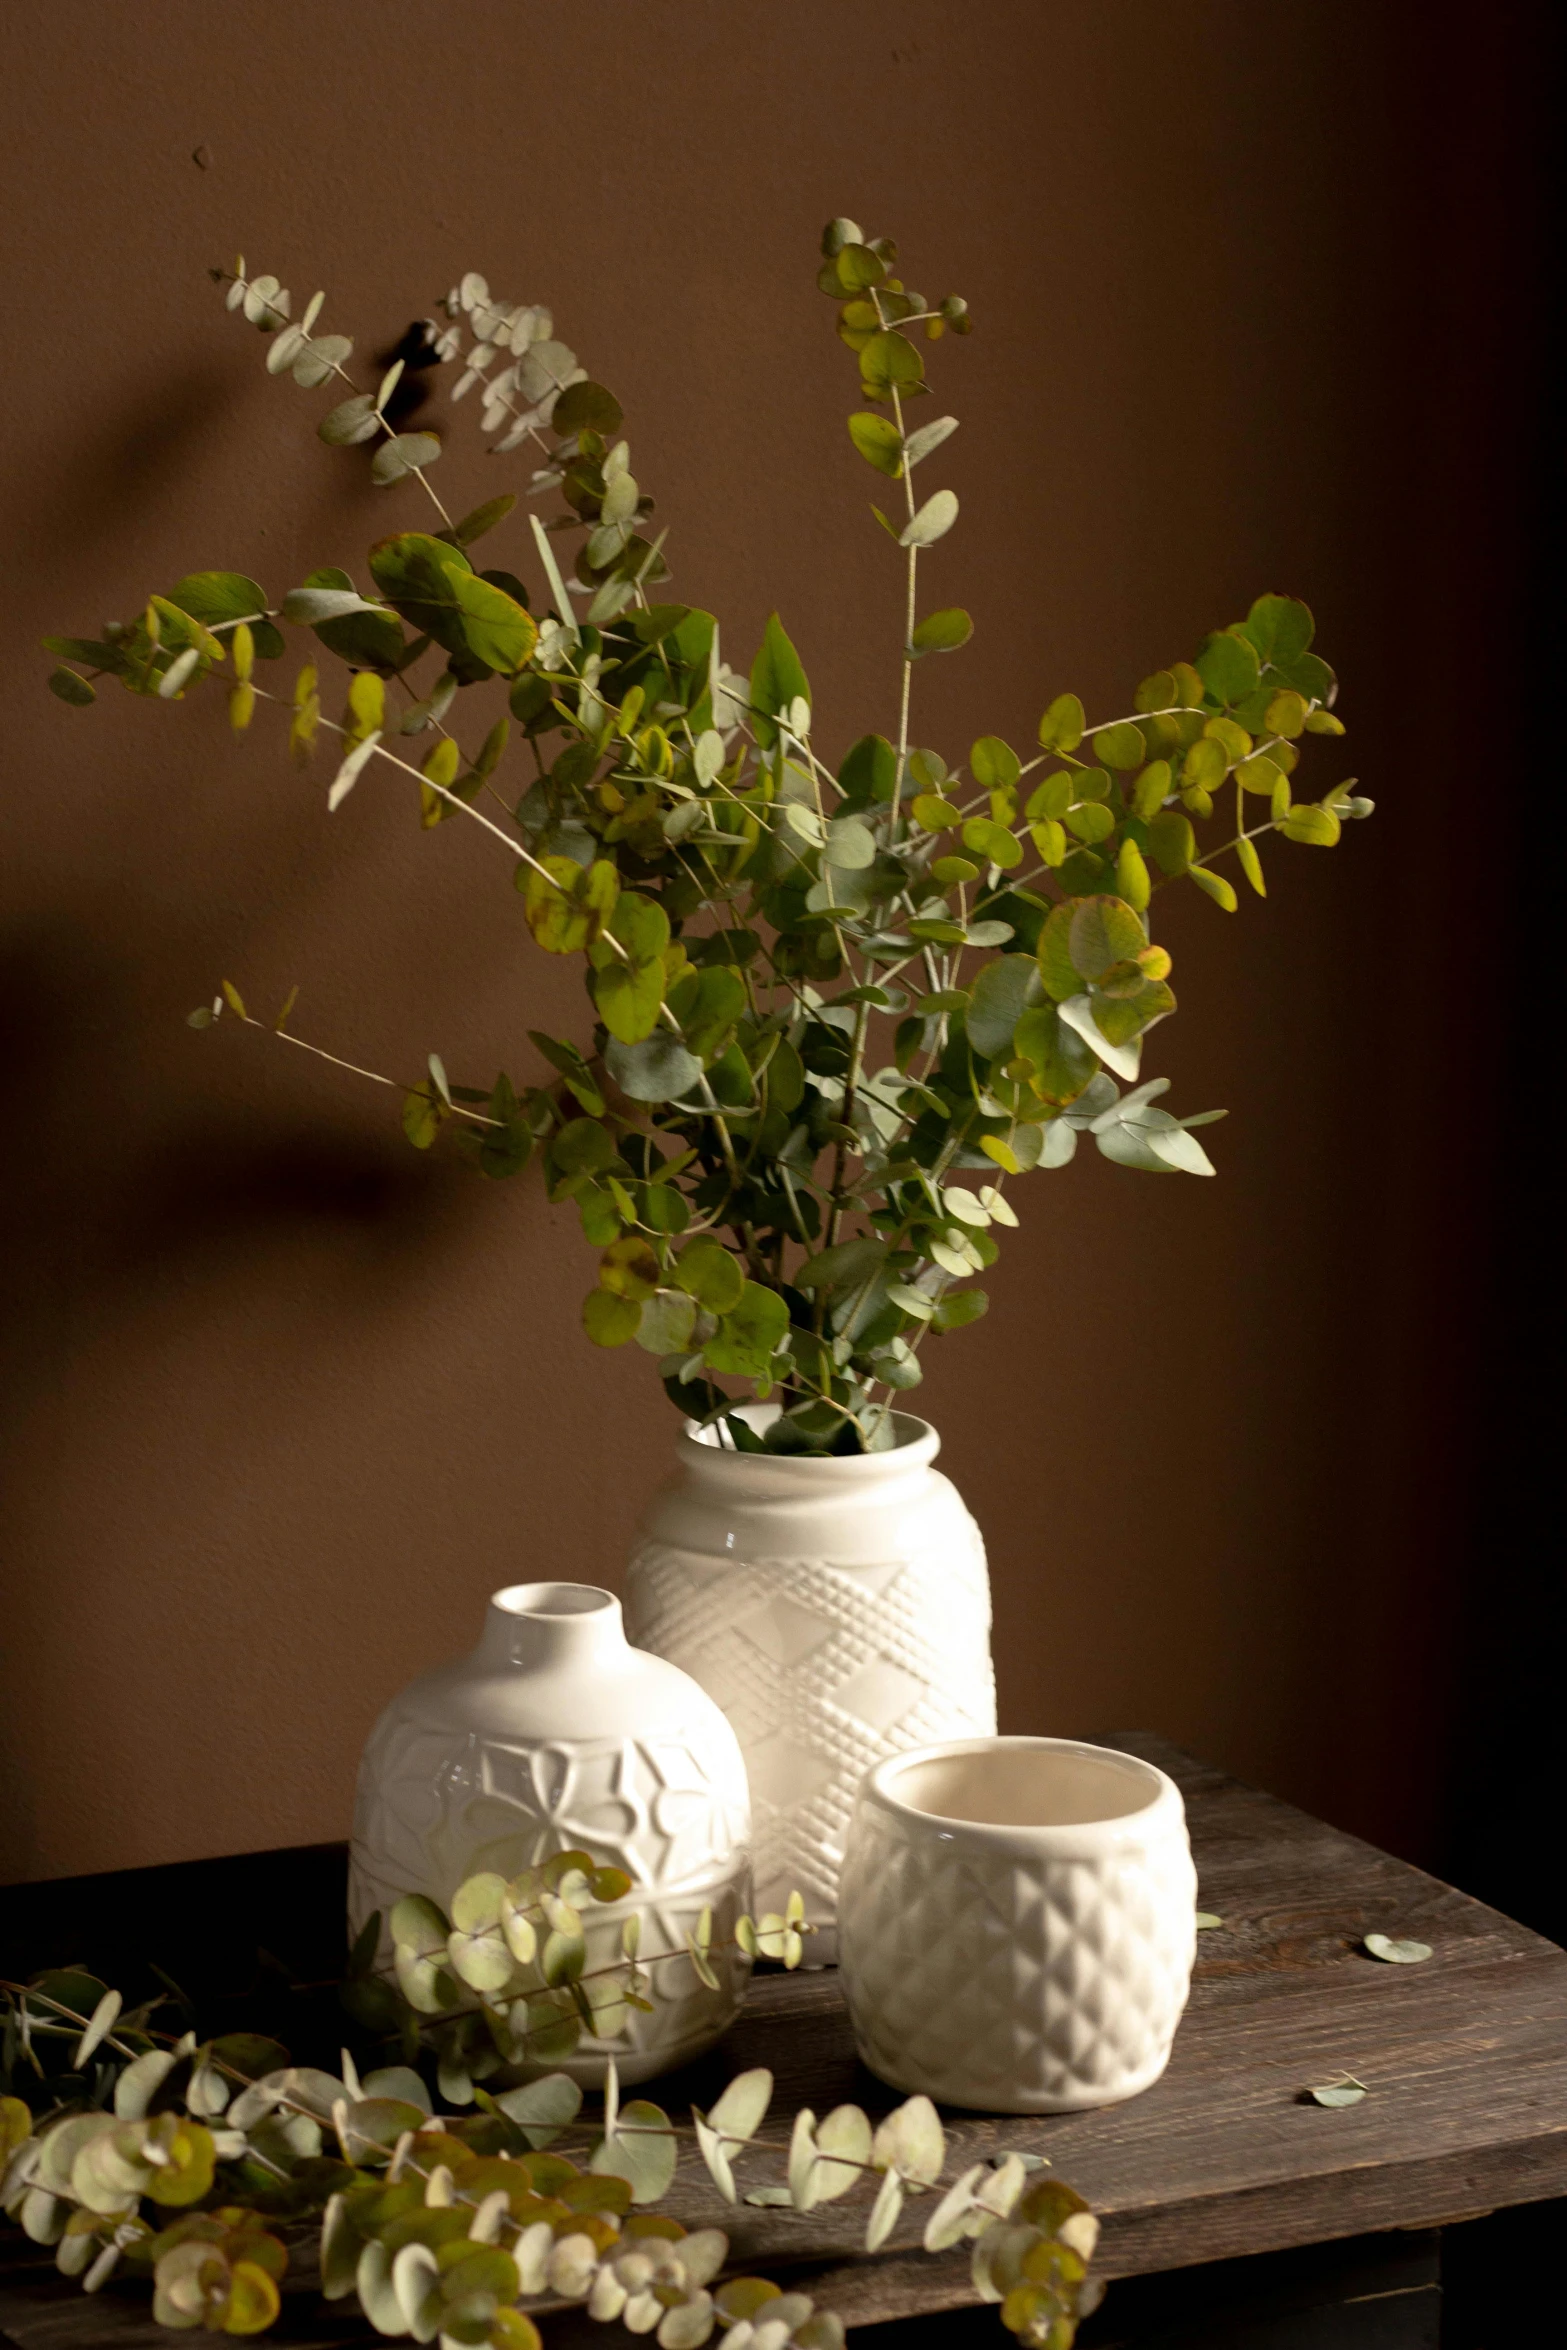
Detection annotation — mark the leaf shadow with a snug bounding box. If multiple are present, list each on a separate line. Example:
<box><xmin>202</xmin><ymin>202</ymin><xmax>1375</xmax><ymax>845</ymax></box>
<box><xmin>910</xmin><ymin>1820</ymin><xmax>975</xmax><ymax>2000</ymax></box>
<box><xmin>0</xmin><ymin>925</ymin><xmax>467</xmax><ymax>1434</ymax></box>
<box><xmin>8</xmin><ymin>363</ymin><xmax>238</xmax><ymax>575</ymax></box>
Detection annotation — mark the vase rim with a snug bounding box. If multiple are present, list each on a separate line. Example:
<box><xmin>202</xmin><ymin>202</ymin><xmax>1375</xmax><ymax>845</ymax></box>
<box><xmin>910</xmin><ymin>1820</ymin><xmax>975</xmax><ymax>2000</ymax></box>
<box><xmin>490</xmin><ymin>1580</ymin><xmax>618</xmax><ymax>1620</ymax></box>
<box><xmin>679</xmin><ymin>1403</ymin><xmax>938</xmax><ymax>1473</ymax></box>
<box><xmin>479</xmin><ymin>1582</ymin><xmax>630</xmax><ymax>1670</ymax></box>
<box><xmin>861</xmin><ymin>1736</ymin><xmax>1184</xmax><ymax>1854</ymax></box>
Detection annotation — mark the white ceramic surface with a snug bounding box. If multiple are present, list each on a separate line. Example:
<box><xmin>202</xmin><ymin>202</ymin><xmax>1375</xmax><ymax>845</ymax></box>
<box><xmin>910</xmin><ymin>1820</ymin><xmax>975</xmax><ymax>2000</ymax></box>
<box><xmin>838</xmin><ymin>1736</ymin><xmax>1197</xmax><ymax>2113</ymax></box>
<box><xmin>349</xmin><ymin>1581</ymin><xmax>752</xmax><ymax>2084</ymax></box>
<box><xmin>624</xmin><ymin>1409</ymin><xmax>995</xmax><ymax>1957</ymax></box>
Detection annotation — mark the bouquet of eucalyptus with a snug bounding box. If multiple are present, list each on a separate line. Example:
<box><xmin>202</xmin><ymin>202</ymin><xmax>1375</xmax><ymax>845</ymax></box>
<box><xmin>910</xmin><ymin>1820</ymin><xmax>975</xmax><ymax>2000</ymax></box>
<box><xmin>46</xmin><ymin>219</ymin><xmax>1369</xmax><ymax>1456</ymax></box>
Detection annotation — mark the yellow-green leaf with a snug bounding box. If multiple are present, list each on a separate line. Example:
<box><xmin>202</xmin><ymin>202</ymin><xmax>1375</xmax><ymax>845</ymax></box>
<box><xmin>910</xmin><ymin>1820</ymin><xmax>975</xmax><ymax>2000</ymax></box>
<box><xmin>1094</xmin><ymin>720</ymin><xmax>1145</xmax><ymax>771</ymax></box>
<box><xmin>1035</xmin><ymin>903</ymin><xmax>1079</xmax><ymax>1002</ymax></box>
<box><xmin>600</xmin><ymin>1237</ymin><xmax>661</xmax><ymax>1301</ymax></box>
<box><xmin>1189</xmin><ymin>865</ymin><xmax>1238</xmax><ymax>911</ymax></box>
<box><xmin>910</xmin><ymin>607</ymin><xmax>973</xmax><ymax>656</ymax></box>
<box><xmin>1280</xmin><ymin>804</ymin><xmax>1342</xmax><ymax>847</ymax></box>
<box><xmin>443</xmin><ymin>565</ymin><xmax>538</xmax><ymax>675</ymax></box>
<box><xmin>221</xmin><ymin>2261</ymin><xmax>281</xmax><ymax>2336</ymax></box>
<box><xmin>847</xmin><ymin>413</ymin><xmax>903</xmax><ymax>476</ymax></box>
<box><xmin>583</xmin><ymin>1290</ymin><xmax>640</xmax><ymax>1347</ymax></box>
<box><xmin>961</xmin><ymin>818</ymin><xmax>1021</xmax><ymax>869</ymax></box>
<box><xmin>1069</xmin><ymin>896</ymin><xmax>1144</xmax><ymax>980</ymax></box>
<box><xmin>1147</xmin><ymin>810</ymin><xmax>1196</xmax><ymax>876</ymax></box>
<box><xmin>1131</xmin><ymin>760</ymin><xmax>1171</xmax><ymax>821</ymax></box>
<box><xmin>1264</xmin><ymin>689</ymin><xmax>1308</xmax><ymax>738</ymax></box>
<box><xmin>911</xmin><ymin>793</ymin><xmax>962</xmax><ymax>831</ymax></box>
<box><xmin>1037</xmin><ymin>693</ymin><xmax>1085</xmax><ymax>753</ymax></box>
<box><xmin>1182</xmin><ymin>735</ymin><xmax>1227</xmax><ymax>790</ymax></box>
<box><xmin>522</xmin><ymin>856</ymin><xmax>619</xmax><ymax>952</ymax></box>
<box><xmin>593</xmin><ymin>957</ymin><xmax>663</xmax><ymax>1044</ymax></box>
<box><xmin>1116</xmin><ymin>837</ymin><xmax>1151</xmax><ymax>911</ymax></box>
<box><xmin>402</xmin><ymin>1081</ymin><xmax>447</xmax><ymax>1149</ymax></box>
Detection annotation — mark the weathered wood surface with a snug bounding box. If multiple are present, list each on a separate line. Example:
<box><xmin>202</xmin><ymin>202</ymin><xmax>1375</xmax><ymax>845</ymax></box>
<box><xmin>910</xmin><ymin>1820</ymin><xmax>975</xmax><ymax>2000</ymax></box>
<box><xmin>3</xmin><ymin>1735</ymin><xmax>1564</xmax><ymax>2346</ymax></box>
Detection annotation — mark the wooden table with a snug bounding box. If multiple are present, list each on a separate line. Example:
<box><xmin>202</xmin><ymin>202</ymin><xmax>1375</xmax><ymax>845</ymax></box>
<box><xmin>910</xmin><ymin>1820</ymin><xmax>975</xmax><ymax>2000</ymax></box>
<box><xmin>2</xmin><ymin>1735</ymin><xmax>1563</xmax><ymax>2347</ymax></box>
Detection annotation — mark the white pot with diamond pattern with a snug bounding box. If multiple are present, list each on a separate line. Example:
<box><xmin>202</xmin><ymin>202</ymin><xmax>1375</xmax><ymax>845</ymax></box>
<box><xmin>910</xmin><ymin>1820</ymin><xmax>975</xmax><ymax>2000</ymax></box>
<box><xmin>349</xmin><ymin>1581</ymin><xmax>752</xmax><ymax>2085</ymax></box>
<box><xmin>839</xmin><ymin>1736</ymin><xmax>1196</xmax><ymax>2112</ymax></box>
<box><xmin>623</xmin><ymin>1410</ymin><xmax>995</xmax><ymax>1959</ymax></box>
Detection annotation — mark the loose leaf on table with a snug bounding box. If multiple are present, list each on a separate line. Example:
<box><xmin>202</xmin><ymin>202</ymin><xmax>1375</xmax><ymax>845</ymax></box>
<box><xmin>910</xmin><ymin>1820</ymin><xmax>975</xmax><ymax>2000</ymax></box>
<box><xmin>1307</xmin><ymin>2076</ymin><xmax>1368</xmax><ymax>2108</ymax></box>
<box><xmin>1363</xmin><ymin>1933</ymin><xmax>1433</xmax><ymax>1965</ymax></box>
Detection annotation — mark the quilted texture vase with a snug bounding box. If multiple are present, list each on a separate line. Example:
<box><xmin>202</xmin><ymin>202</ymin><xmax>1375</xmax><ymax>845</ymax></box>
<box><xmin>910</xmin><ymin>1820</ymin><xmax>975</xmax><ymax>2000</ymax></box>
<box><xmin>838</xmin><ymin>1736</ymin><xmax>1197</xmax><ymax>2112</ymax></box>
<box><xmin>349</xmin><ymin>1581</ymin><xmax>752</xmax><ymax>2085</ymax></box>
<box><xmin>623</xmin><ymin>1410</ymin><xmax>995</xmax><ymax>1958</ymax></box>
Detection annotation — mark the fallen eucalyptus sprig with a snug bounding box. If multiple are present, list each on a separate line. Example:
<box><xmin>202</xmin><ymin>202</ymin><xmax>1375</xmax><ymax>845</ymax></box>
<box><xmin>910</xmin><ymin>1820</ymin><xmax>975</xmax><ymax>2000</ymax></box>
<box><xmin>43</xmin><ymin>218</ymin><xmax>1373</xmax><ymax>1457</ymax></box>
<box><xmin>2</xmin><ymin>1932</ymin><xmax>1100</xmax><ymax>2349</ymax></box>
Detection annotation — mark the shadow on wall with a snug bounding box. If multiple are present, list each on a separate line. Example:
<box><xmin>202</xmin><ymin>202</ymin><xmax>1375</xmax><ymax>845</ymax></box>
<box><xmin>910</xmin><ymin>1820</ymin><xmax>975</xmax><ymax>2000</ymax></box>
<box><xmin>9</xmin><ymin>366</ymin><xmax>238</xmax><ymax>572</ymax></box>
<box><xmin>0</xmin><ymin>927</ymin><xmax>446</xmax><ymax>1351</ymax></box>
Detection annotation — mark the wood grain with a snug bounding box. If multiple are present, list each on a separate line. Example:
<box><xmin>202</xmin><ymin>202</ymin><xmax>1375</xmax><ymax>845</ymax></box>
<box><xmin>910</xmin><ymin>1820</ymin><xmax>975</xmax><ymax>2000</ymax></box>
<box><xmin>4</xmin><ymin>1737</ymin><xmax>1564</xmax><ymax>2345</ymax></box>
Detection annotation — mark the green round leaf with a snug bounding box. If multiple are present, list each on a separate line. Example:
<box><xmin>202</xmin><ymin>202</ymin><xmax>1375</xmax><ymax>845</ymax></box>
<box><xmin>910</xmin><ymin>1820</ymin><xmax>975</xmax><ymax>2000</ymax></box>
<box><xmin>704</xmin><ymin>1282</ymin><xmax>790</xmax><ymax>1377</ymax></box>
<box><xmin>847</xmin><ymin>413</ymin><xmax>903</xmax><ymax>477</ymax></box>
<box><xmin>553</xmin><ymin>380</ymin><xmax>624</xmax><ymax>437</ymax></box>
<box><xmin>1068</xmin><ymin>895</ymin><xmax>1145</xmax><ymax>980</ymax></box>
<box><xmin>604</xmin><ymin>1032</ymin><xmax>702</xmax><ymax>1103</ymax></box>
<box><xmin>675</xmin><ymin>1239</ymin><xmax>746</xmax><ymax>1314</ymax></box>
<box><xmin>593</xmin><ymin>958</ymin><xmax>663</xmax><ymax>1045</ymax></box>
<box><xmin>967</xmin><ymin>954</ymin><xmax>1040</xmax><ymax>1059</ymax></box>
<box><xmin>1094</xmin><ymin>720</ymin><xmax>1146</xmax><ymax>771</ymax></box>
<box><xmin>1037</xmin><ymin>693</ymin><xmax>1085</xmax><ymax>753</ymax></box>
<box><xmin>592</xmin><ymin>2098</ymin><xmax>679</xmax><ymax>2203</ymax></box>
<box><xmin>910</xmin><ymin>607</ymin><xmax>973</xmax><ymax>656</ymax></box>
<box><xmin>970</xmin><ymin>735</ymin><xmax>1020</xmax><ymax>791</ymax></box>
<box><xmin>1196</xmin><ymin>629</ymin><xmax>1261</xmax><ymax>707</ymax></box>
<box><xmin>960</xmin><ymin>818</ymin><xmax>1022</xmax><ymax>869</ymax></box>
<box><xmin>583</xmin><ymin>1290</ymin><xmax>640</xmax><ymax>1347</ymax></box>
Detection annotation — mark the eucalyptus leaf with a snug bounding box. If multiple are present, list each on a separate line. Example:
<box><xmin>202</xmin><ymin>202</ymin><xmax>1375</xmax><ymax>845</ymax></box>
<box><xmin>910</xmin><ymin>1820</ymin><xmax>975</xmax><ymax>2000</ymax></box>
<box><xmin>1363</xmin><ymin>1934</ymin><xmax>1432</xmax><ymax>1965</ymax></box>
<box><xmin>604</xmin><ymin>1033</ymin><xmax>701</xmax><ymax>1103</ymax></box>
<box><xmin>902</xmin><ymin>415</ymin><xmax>959</xmax><ymax>468</ymax></box>
<box><xmin>1307</xmin><ymin>2077</ymin><xmax>1368</xmax><ymax>2108</ymax></box>
<box><xmin>900</xmin><ymin>489</ymin><xmax>958</xmax><ymax>548</ymax></box>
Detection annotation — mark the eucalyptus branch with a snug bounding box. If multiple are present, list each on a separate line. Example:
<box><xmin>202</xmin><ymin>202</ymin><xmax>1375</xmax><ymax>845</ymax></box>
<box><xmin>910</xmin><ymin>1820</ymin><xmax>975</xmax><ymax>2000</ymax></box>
<box><xmin>43</xmin><ymin>215</ymin><xmax>1367</xmax><ymax>1455</ymax></box>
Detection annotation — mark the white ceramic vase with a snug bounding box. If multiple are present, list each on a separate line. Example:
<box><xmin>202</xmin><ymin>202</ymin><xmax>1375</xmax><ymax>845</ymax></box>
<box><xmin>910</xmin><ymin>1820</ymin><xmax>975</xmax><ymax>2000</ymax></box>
<box><xmin>838</xmin><ymin>1736</ymin><xmax>1197</xmax><ymax>2113</ymax></box>
<box><xmin>349</xmin><ymin>1581</ymin><xmax>752</xmax><ymax>2085</ymax></box>
<box><xmin>623</xmin><ymin>1409</ymin><xmax>995</xmax><ymax>1958</ymax></box>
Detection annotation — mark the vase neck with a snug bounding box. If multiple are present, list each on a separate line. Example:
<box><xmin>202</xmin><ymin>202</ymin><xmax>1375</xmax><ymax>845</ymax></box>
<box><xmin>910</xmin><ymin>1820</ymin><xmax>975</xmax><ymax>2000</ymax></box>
<box><xmin>677</xmin><ymin>1409</ymin><xmax>941</xmax><ymax>1500</ymax></box>
<box><xmin>476</xmin><ymin>1582</ymin><xmax>628</xmax><ymax>1671</ymax></box>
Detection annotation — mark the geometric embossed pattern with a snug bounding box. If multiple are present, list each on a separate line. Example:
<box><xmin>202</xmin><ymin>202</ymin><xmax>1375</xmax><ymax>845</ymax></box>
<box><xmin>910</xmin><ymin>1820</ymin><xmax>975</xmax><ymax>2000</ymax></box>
<box><xmin>839</xmin><ymin>1801</ymin><xmax>1197</xmax><ymax>2111</ymax></box>
<box><xmin>625</xmin><ymin>1530</ymin><xmax>995</xmax><ymax>1951</ymax></box>
<box><xmin>349</xmin><ymin>1717</ymin><xmax>750</xmax><ymax>2084</ymax></box>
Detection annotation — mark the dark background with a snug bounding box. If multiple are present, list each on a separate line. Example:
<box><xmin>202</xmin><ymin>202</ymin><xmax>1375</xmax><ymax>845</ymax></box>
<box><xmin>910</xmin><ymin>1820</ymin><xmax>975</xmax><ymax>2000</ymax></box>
<box><xmin>0</xmin><ymin>1</ymin><xmax>1557</xmax><ymax>1941</ymax></box>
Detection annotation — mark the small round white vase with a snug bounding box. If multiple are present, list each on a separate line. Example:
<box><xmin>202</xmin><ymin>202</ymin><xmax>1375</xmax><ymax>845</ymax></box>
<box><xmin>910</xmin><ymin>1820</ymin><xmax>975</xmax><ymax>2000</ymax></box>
<box><xmin>349</xmin><ymin>1581</ymin><xmax>752</xmax><ymax>2085</ymax></box>
<box><xmin>624</xmin><ymin>1410</ymin><xmax>995</xmax><ymax>1959</ymax></box>
<box><xmin>838</xmin><ymin>1737</ymin><xmax>1197</xmax><ymax>2113</ymax></box>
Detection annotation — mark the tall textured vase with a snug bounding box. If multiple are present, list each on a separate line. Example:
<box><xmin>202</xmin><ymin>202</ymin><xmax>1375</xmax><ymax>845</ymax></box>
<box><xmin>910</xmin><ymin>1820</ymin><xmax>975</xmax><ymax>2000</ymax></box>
<box><xmin>349</xmin><ymin>1581</ymin><xmax>752</xmax><ymax>2084</ymax></box>
<box><xmin>624</xmin><ymin>1411</ymin><xmax>995</xmax><ymax>1959</ymax></box>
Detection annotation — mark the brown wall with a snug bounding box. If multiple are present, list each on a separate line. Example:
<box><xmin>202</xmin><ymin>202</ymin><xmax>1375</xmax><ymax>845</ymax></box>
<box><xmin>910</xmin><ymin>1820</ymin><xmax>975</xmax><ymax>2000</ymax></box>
<box><xmin>0</xmin><ymin>2</ymin><xmax>1538</xmax><ymax>1887</ymax></box>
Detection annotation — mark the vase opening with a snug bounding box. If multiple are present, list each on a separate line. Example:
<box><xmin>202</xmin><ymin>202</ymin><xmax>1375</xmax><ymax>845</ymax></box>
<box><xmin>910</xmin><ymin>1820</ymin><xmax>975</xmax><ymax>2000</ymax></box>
<box><xmin>685</xmin><ymin>1401</ymin><xmax>935</xmax><ymax>1460</ymax></box>
<box><xmin>481</xmin><ymin>1581</ymin><xmax>628</xmax><ymax>1670</ymax></box>
<box><xmin>883</xmin><ymin>1738</ymin><xmax>1164</xmax><ymax>1831</ymax></box>
<box><xmin>492</xmin><ymin>1581</ymin><xmax>616</xmax><ymax>1620</ymax></box>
